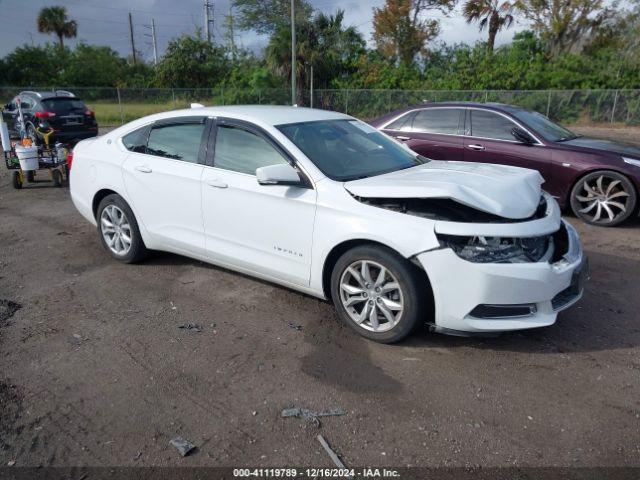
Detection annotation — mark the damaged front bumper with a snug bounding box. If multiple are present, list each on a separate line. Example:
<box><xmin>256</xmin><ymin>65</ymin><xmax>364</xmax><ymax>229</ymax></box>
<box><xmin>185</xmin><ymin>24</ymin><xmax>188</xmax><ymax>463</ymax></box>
<box><xmin>416</xmin><ymin>218</ymin><xmax>586</xmax><ymax>334</ymax></box>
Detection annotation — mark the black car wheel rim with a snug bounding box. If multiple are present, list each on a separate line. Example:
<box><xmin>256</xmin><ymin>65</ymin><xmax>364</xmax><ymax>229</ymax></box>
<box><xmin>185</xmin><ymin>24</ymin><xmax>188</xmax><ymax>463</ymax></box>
<box><xmin>575</xmin><ymin>175</ymin><xmax>630</xmax><ymax>223</ymax></box>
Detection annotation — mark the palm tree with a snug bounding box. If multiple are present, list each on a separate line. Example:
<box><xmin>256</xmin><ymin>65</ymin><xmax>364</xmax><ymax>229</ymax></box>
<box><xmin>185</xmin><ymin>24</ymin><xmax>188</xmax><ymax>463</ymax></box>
<box><xmin>463</xmin><ymin>0</ymin><xmax>515</xmax><ymax>53</ymax></box>
<box><xmin>37</xmin><ymin>6</ymin><xmax>77</xmax><ymax>49</ymax></box>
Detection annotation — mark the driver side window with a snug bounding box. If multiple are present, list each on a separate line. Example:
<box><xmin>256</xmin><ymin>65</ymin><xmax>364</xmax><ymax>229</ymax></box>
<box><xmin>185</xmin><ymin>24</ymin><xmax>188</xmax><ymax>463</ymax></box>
<box><xmin>213</xmin><ymin>125</ymin><xmax>288</xmax><ymax>175</ymax></box>
<box><xmin>470</xmin><ymin>110</ymin><xmax>518</xmax><ymax>141</ymax></box>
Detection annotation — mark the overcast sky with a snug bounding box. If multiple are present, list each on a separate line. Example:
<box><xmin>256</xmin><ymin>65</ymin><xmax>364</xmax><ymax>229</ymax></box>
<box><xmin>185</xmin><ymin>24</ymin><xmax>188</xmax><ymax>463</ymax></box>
<box><xmin>0</xmin><ymin>0</ymin><xmax>529</xmax><ymax>60</ymax></box>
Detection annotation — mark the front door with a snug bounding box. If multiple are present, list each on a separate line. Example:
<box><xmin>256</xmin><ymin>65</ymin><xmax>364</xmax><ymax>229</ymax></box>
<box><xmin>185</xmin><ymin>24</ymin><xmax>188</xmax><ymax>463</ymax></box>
<box><xmin>201</xmin><ymin>119</ymin><xmax>316</xmax><ymax>286</ymax></box>
<box><xmin>462</xmin><ymin>108</ymin><xmax>551</xmax><ymax>181</ymax></box>
<box><xmin>121</xmin><ymin>117</ymin><xmax>209</xmax><ymax>255</ymax></box>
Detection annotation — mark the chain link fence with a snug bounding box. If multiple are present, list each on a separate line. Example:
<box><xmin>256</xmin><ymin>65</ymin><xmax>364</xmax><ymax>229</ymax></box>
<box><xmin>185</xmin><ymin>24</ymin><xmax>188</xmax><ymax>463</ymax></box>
<box><xmin>2</xmin><ymin>87</ymin><xmax>639</xmax><ymax>127</ymax></box>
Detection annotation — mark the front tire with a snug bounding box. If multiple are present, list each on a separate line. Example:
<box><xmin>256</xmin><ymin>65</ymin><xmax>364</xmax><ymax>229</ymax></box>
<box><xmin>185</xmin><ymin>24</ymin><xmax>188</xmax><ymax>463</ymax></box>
<box><xmin>330</xmin><ymin>245</ymin><xmax>428</xmax><ymax>343</ymax></box>
<box><xmin>96</xmin><ymin>194</ymin><xmax>148</xmax><ymax>263</ymax></box>
<box><xmin>570</xmin><ymin>171</ymin><xmax>637</xmax><ymax>226</ymax></box>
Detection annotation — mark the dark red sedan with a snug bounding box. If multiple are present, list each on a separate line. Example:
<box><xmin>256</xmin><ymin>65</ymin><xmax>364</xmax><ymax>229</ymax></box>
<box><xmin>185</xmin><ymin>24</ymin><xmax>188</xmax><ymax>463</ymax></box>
<box><xmin>370</xmin><ymin>103</ymin><xmax>640</xmax><ymax>226</ymax></box>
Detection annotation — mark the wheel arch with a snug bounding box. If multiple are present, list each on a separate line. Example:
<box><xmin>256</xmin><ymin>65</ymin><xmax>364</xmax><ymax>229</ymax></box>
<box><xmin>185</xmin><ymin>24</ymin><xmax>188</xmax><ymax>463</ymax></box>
<box><xmin>92</xmin><ymin>188</ymin><xmax>122</xmax><ymax>219</ymax></box>
<box><xmin>320</xmin><ymin>238</ymin><xmax>433</xmax><ymax>303</ymax></box>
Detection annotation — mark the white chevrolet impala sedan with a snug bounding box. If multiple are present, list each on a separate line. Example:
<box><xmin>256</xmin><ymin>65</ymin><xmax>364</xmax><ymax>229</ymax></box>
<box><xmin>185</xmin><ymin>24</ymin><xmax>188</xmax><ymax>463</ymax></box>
<box><xmin>69</xmin><ymin>106</ymin><xmax>587</xmax><ymax>342</ymax></box>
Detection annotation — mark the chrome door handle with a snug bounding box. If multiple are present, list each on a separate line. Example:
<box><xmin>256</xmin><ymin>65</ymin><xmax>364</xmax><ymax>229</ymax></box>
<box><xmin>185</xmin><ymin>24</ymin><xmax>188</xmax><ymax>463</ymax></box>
<box><xmin>395</xmin><ymin>135</ymin><xmax>410</xmax><ymax>141</ymax></box>
<box><xmin>466</xmin><ymin>144</ymin><xmax>486</xmax><ymax>151</ymax></box>
<box><xmin>206</xmin><ymin>179</ymin><xmax>228</xmax><ymax>188</ymax></box>
<box><xmin>135</xmin><ymin>165</ymin><xmax>152</xmax><ymax>173</ymax></box>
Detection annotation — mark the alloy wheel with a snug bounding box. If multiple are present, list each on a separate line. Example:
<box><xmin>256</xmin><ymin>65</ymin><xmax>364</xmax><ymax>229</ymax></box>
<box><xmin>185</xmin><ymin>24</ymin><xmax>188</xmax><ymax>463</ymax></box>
<box><xmin>339</xmin><ymin>260</ymin><xmax>404</xmax><ymax>333</ymax></box>
<box><xmin>574</xmin><ymin>174</ymin><xmax>631</xmax><ymax>224</ymax></box>
<box><xmin>100</xmin><ymin>204</ymin><xmax>133</xmax><ymax>255</ymax></box>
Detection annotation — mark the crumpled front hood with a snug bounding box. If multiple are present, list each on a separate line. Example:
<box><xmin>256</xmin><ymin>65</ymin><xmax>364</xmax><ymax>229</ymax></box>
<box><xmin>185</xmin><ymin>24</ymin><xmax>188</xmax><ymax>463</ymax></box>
<box><xmin>344</xmin><ymin>161</ymin><xmax>544</xmax><ymax>220</ymax></box>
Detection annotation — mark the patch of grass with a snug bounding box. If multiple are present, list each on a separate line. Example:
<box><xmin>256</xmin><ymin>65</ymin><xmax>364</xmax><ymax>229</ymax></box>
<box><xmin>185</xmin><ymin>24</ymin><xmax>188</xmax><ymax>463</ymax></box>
<box><xmin>91</xmin><ymin>101</ymin><xmax>179</xmax><ymax>126</ymax></box>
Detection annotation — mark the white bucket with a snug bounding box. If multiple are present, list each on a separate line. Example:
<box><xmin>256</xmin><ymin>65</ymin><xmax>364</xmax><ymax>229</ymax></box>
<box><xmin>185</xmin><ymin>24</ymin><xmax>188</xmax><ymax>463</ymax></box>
<box><xmin>15</xmin><ymin>145</ymin><xmax>39</xmax><ymax>171</ymax></box>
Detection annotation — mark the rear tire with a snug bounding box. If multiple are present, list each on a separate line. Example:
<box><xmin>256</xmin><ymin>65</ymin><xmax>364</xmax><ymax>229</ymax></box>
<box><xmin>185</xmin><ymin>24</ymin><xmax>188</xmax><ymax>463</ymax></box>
<box><xmin>96</xmin><ymin>194</ymin><xmax>148</xmax><ymax>263</ymax></box>
<box><xmin>330</xmin><ymin>245</ymin><xmax>428</xmax><ymax>343</ymax></box>
<box><xmin>27</xmin><ymin>125</ymin><xmax>39</xmax><ymax>146</ymax></box>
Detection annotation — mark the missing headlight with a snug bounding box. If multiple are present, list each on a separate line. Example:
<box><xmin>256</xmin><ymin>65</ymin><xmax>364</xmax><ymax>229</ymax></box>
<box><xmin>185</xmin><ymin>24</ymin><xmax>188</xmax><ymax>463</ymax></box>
<box><xmin>438</xmin><ymin>234</ymin><xmax>553</xmax><ymax>263</ymax></box>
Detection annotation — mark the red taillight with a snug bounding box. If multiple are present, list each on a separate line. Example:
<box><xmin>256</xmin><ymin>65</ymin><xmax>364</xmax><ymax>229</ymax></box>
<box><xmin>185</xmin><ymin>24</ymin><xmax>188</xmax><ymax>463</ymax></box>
<box><xmin>67</xmin><ymin>152</ymin><xmax>73</xmax><ymax>170</ymax></box>
<box><xmin>85</xmin><ymin>109</ymin><xmax>95</xmax><ymax>117</ymax></box>
<box><xmin>35</xmin><ymin>111</ymin><xmax>56</xmax><ymax>119</ymax></box>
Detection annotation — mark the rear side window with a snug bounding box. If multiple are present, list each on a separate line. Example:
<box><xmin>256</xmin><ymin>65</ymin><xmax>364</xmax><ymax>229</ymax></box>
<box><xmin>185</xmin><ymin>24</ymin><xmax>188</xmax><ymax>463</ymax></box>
<box><xmin>147</xmin><ymin>122</ymin><xmax>205</xmax><ymax>163</ymax></box>
<box><xmin>470</xmin><ymin>110</ymin><xmax>517</xmax><ymax>141</ymax></box>
<box><xmin>41</xmin><ymin>98</ymin><xmax>86</xmax><ymax>113</ymax></box>
<box><xmin>384</xmin><ymin>112</ymin><xmax>415</xmax><ymax>131</ymax></box>
<box><xmin>412</xmin><ymin>108</ymin><xmax>462</xmax><ymax>134</ymax></box>
<box><xmin>20</xmin><ymin>97</ymin><xmax>36</xmax><ymax>109</ymax></box>
<box><xmin>122</xmin><ymin>126</ymin><xmax>148</xmax><ymax>153</ymax></box>
<box><xmin>213</xmin><ymin>125</ymin><xmax>288</xmax><ymax>175</ymax></box>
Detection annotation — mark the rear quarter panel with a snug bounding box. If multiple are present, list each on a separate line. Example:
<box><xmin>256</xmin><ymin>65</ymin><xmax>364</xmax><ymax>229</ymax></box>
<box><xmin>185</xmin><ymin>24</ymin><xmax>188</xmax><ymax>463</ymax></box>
<box><xmin>70</xmin><ymin>136</ymin><xmax>130</xmax><ymax>227</ymax></box>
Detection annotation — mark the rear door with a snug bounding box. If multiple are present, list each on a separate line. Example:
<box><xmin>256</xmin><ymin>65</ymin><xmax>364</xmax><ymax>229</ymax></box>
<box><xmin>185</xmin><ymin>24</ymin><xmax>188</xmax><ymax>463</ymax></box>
<box><xmin>382</xmin><ymin>108</ymin><xmax>464</xmax><ymax>160</ymax></box>
<box><xmin>463</xmin><ymin>108</ymin><xmax>550</xmax><ymax>179</ymax></box>
<box><xmin>122</xmin><ymin>116</ymin><xmax>210</xmax><ymax>256</ymax></box>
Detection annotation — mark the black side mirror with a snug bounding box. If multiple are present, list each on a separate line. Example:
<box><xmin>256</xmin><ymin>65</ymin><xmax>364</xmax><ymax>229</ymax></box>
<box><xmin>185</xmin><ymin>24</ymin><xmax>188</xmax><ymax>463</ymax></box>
<box><xmin>511</xmin><ymin>127</ymin><xmax>535</xmax><ymax>145</ymax></box>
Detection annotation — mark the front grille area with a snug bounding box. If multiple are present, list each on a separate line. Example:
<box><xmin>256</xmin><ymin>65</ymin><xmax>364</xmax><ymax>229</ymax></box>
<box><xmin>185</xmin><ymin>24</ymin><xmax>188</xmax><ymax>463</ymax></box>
<box><xmin>469</xmin><ymin>303</ymin><xmax>537</xmax><ymax>319</ymax></box>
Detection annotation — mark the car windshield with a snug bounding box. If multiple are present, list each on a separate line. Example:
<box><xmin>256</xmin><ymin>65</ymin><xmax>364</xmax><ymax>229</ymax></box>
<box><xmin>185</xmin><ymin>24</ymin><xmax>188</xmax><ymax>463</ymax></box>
<box><xmin>277</xmin><ymin>119</ymin><xmax>427</xmax><ymax>181</ymax></box>
<box><xmin>41</xmin><ymin>98</ymin><xmax>87</xmax><ymax>114</ymax></box>
<box><xmin>512</xmin><ymin>110</ymin><xmax>578</xmax><ymax>142</ymax></box>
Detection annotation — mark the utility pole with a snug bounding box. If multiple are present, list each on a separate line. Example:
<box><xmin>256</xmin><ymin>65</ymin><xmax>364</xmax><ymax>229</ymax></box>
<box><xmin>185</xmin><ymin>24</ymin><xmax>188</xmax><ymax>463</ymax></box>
<box><xmin>291</xmin><ymin>0</ymin><xmax>296</xmax><ymax>106</ymax></box>
<box><xmin>128</xmin><ymin>12</ymin><xmax>137</xmax><ymax>64</ymax></box>
<box><xmin>204</xmin><ymin>0</ymin><xmax>214</xmax><ymax>44</ymax></box>
<box><xmin>224</xmin><ymin>5</ymin><xmax>237</xmax><ymax>59</ymax></box>
<box><xmin>310</xmin><ymin>64</ymin><xmax>313</xmax><ymax>108</ymax></box>
<box><xmin>151</xmin><ymin>18</ymin><xmax>158</xmax><ymax>66</ymax></box>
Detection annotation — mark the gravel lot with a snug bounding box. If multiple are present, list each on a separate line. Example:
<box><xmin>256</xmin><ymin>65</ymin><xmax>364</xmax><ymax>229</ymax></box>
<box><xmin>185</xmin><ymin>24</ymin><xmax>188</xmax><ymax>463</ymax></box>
<box><xmin>1</xmin><ymin>144</ymin><xmax>639</xmax><ymax>469</ymax></box>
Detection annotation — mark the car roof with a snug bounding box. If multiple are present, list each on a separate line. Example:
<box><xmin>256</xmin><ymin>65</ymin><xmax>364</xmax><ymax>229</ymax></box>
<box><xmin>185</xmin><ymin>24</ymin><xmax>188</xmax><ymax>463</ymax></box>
<box><xmin>412</xmin><ymin>101</ymin><xmax>527</xmax><ymax>113</ymax></box>
<box><xmin>19</xmin><ymin>90</ymin><xmax>77</xmax><ymax>100</ymax></box>
<box><xmin>192</xmin><ymin>105</ymin><xmax>351</xmax><ymax>125</ymax></box>
<box><xmin>113</xmin><ymin>105</ymin><xmax>352</xmax><ymax>134</ymax></box>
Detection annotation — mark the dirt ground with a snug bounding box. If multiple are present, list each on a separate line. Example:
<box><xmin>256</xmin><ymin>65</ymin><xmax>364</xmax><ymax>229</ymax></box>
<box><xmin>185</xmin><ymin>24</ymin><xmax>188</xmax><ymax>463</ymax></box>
<box><xmin>1</xmin><ymin>153</ymin><xmax>640</xmax><ymax>471</ymax></box>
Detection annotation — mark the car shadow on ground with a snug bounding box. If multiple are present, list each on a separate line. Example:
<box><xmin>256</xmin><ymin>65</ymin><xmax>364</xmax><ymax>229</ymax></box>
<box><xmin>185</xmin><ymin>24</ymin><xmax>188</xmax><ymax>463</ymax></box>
<box><xmin>404</xmin><ymin>249</ymin><xmax>640</xmax><ymax>354</ymax></box>
<box><xmin>142</xmin><ymin>247</ymin><xmax>639</xmax><ymax>359</ymax></box>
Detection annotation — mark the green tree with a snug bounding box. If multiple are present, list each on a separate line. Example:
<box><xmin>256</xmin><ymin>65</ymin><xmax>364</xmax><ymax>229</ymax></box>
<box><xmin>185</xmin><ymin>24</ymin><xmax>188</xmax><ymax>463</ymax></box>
<box><xmin>372</xmin><ymin>0</ymin><xmax>456</xmax><ymax>66</ymax></box>
<box><xmin>515</xmin><ymin>0</ymin><xmax>613</xmax><ymax>56</ymax></box>
<box><xmin>37</xmin><ymin>6</ymin><xmax>77</xmax><ymax>49</ymax></box>
<box><xmin>155</xmin><ymin>32</ymin><xmax>230</xmax><ymax>88</ymax></box>
<box><xmin>232</xmin><ymin>0</ymin><xmax>313</xmax><ymax>34</ymax></box>
<box><xmin>3</xmin><ymin>44</ymin><xmax>65</xmax><ymax>86</ymax></box>
<box><xmin>265</xmin><ymin>10</ymin><xmax>365</xmax><ymax>100</ymax></box>
<box><xmin>61</xmin><ymin>44</ymin><xmax>126</xmax><ymax>86</ymax></box>
<box><xmin>463</xmin><ymin>0</ymin><xmax>516</xmax><ymax>53</ymax></box>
